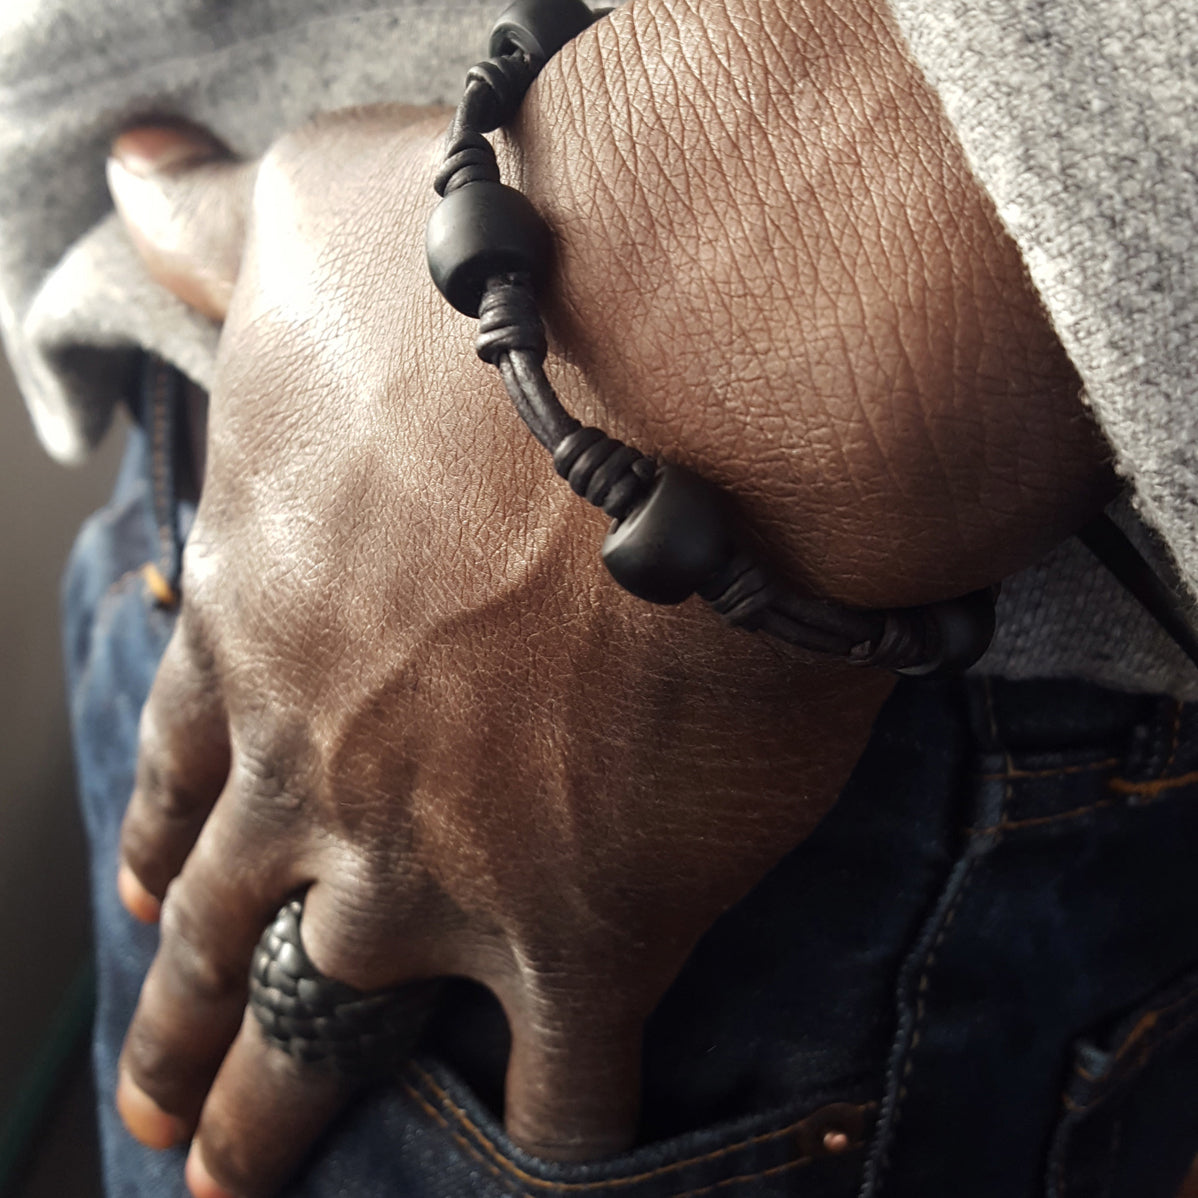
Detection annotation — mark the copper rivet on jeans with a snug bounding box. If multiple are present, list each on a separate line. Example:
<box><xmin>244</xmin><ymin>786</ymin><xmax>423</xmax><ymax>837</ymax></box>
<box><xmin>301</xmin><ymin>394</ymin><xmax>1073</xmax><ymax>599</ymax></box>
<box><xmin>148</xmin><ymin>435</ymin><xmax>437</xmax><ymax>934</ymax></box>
<box><xmin>822</xmin><ymin>1130</ymin><xmax>850</xmax><ymax>1154</ymax></box>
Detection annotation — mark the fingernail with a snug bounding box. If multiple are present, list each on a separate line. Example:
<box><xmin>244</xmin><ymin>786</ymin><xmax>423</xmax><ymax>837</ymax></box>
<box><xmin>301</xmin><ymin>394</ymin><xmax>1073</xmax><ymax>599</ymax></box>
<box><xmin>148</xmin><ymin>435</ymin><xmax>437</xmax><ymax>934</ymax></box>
<box><xmin>116</xmin><ymin>1071</ymin><xmax>188</xmax><ymax>1149</ymax></box>
<box><xmin>111</xmin><ymin>126</ymin><xmax>224</xmax><ymax>178</ymax></box>
<box><xmin>118</xmin><ymin>864</ymin><xmax>162</xmax><ymax>924</ymax></box>
<box><xmin>186</xmin><ymin>1140</ymin><xmax>238</xmax><ymax>1198</ymax></box>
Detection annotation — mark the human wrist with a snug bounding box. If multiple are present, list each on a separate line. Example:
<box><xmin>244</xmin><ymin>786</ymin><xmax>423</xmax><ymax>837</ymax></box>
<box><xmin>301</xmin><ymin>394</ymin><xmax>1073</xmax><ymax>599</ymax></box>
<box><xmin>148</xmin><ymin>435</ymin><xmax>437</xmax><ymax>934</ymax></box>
<box><xmin>506</xmin><ymin>0</ymin><xmax>1115</xmax><ymax>608</ymax></box>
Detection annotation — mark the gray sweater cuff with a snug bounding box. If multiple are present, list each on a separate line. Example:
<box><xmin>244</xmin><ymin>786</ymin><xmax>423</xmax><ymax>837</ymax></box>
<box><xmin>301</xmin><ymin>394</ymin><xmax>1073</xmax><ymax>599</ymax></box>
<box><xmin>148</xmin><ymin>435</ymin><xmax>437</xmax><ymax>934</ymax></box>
<box><xmin>887</xmin><ymin>0</ymin><xmax>1198</xmax><ymax>604</ymax></box>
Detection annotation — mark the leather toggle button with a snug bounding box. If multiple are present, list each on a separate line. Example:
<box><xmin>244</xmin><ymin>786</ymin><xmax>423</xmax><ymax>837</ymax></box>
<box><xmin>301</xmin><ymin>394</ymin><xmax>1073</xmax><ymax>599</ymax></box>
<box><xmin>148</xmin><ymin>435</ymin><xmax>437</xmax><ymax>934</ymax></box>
<box><xmin>794</xmin><ymin>1101</ymin><xmax>869</xmax><ymax>1158</ymax></box>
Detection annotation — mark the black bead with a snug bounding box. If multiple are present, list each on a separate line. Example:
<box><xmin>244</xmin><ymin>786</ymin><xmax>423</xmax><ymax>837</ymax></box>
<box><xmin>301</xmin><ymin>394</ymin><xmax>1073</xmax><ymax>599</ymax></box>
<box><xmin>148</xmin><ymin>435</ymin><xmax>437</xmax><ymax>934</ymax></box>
<box><xmin>489</xmin><ymin>0</ymin><xmax>597</xmax><ymax>70</ymax></box>
<box><xmin>601</xmin><ymin>464</ymin><xmax>740</xmax><ymax>605</ymax></box>
<box><xmin>426</xmin><ymin>181</ymin><xmax>553</xmax><ymax>317</ymax></box>
<box><xmin>897</xmin><ymin>589</ymin><xmax>996</xmax><ymax>676</ymax></box>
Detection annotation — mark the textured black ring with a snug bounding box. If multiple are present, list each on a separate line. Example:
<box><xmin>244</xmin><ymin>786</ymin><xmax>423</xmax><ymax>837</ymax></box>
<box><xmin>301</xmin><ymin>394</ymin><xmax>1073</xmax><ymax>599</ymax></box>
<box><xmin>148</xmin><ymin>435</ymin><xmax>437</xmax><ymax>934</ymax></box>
<box><xmin>249</xmin><ymin>899</ymin><xmax>428</xmax><ymax>1075</ymax></box>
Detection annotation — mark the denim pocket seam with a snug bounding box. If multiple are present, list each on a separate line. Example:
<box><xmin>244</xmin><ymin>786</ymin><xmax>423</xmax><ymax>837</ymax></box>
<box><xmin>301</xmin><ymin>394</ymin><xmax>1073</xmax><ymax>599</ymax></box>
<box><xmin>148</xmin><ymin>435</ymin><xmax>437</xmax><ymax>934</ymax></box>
<box><xmin>1106</xmin><ymin>768</ymin><xmax>1198</xmax><ymax>802</ymax></box>
<box><xmin>661</xmin><ymin>1155</ymin><xmax>815</xmax><ymax>1198</ymax></box>
<box><xmin>975</xmin><ymin>758</ymin><xmax>1119</xmax><ymax>782</ymax></box>
<box><xmin>874</xmin><ymin>847</ymin><xmax>981</xmax><ymax>1181</ymax></box>
<box><xmin>1065</xmin><ymin>988</ymin><xmax>1198</xmax><ymax>1115</ymax></box>
<box><xmin>405</xmin><ymin>1065</ymin><xmax>871</xmax><ymax>1196</ymax></box>
<box><xmin>966</xmin><ymin>772</ymin><xmax>1198</xmax><ymax>838</ymax></box>
<box><xmin>1051</xmin><ymin>1117</ymin><xmax>1122</xmax><ymax>1198</ymax></box>
<box><xmin>402</xmin><ymin>1080</ymin><xmax>527</xmax><ymax>1198</ymax></box>
<box><xmin>969</xmin><ymin>797</ymin><xmax>1115</xmax><ymax>837</ymax></box>
<box><xmin>862</xmin><ymin>684</ymin><xmax>1010</xmax><ymax>1198</ymax></box>
<box><xmin>1049</xmin><ymin>979</ymin><xmax>1198</xmax><ymax>1198</ymax></box>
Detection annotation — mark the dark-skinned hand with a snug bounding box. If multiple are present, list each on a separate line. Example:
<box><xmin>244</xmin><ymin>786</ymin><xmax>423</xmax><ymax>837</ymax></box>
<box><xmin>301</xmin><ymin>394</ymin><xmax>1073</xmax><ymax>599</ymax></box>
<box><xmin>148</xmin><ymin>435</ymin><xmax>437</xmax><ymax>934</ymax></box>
<box><xmin>105</xmin><ymin>0</ymin><xmax>1114</xmax><ymax>1195</ymax></box>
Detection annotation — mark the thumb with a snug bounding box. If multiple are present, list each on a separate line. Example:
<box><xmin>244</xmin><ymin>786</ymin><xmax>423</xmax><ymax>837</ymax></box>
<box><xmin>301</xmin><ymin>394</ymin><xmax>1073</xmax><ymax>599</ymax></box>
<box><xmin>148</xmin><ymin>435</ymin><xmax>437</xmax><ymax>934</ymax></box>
<box><xmin>108</xmin><ymin>124</ymin><xmax>257</xmax><ymax>322</ymax></box>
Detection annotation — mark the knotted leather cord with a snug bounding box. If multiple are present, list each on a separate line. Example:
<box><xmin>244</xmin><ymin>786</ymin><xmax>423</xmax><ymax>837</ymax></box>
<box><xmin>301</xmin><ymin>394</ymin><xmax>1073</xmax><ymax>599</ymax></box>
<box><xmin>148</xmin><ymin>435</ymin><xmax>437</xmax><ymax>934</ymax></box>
<box><xmin>430</xmin><ymin>28</ymin><xmax>1014</xmax><ymax>673</ymax></box>
<box><xmin>434</xmin><ymin>50</ymin><xmax>968</xmax><ymax>669</ymax></box>
<box><xmin>438</xmin><ymin>26</ymin><xmax>1198</xmax><ymax>674</ymax></box>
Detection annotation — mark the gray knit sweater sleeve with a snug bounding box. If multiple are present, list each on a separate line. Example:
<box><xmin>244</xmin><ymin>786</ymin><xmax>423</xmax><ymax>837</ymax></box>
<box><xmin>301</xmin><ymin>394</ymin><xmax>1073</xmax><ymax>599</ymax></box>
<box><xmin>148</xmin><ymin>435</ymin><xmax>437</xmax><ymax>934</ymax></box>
<box><xmin>0</xmin><ymin>0</ymin><xmax>494</xmax><ymax>462</ymax></box>
<box><xmin>888</xmin><ymin>0</ymin><xmax>1198</xmax><ymax>597</ymax></box>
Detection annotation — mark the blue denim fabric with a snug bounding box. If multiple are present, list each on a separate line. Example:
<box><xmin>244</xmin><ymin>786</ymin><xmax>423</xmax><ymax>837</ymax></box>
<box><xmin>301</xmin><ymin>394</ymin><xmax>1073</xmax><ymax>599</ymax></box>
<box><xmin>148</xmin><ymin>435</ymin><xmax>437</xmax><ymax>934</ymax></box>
<box><xmin>63</xmin><ymin>371</ymin><xmax>1198</xmax><ymax>1198</ymax></box>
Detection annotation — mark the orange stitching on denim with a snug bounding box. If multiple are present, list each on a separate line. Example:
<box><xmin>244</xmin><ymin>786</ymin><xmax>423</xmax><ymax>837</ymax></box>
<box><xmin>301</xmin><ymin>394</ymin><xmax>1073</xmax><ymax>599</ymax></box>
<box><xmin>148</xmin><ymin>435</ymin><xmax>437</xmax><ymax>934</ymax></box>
<box><xmin>404</xmin><ymin>1077</ymin><xmax>839</xmax><ymax>1198</ymax></box>
<box><xmin>968</xmin><ymin>797</ymin><xmax>1119</xmax><ymax>836</ymax></box>
<box><xmin>1112</xmin><ymin>990</ymin><xmax>1198</xmax><ymax>1069</ymax></box>
<box><xmin>403</xmin><ymin>1081</ymin><xmax>527</xmax><ymax>1197</ymax></box>
<box><xmin>1064</xmin><ymin>992</ymin><xmax>1198</xmax><ymax>1118</ymax></box>
<box><xmin>1108</xmin><ymin>769</ymin><xmax>1198</xmax><ymax>799</ymax></box>
<box><xmin>406</xmin><ymin>1066</ymin><xmax>868</xmax><ymax>1192</ymax></box>
<box><xmin>970</xmin><ymin>765</ymin><xmax>1198</xmax><ymax>832</ymax></box>
<box><xmin>976</xmin><ymin>759</ymin><xmax>1119</xmax><ymax>782</ymax></box>
<box><xmin>1073</xmin><ymin>1009</ymin><xmax>1198</xmax><ymax>1116</ymax></box>
<box><xmin>671</xmin><ymin>1153</ymin><xmax>821</xmax><ymax>1198</ymax></box>
<box><xmin>1135</xmin><ymin>1006</ymin><xmax>1198</xmax><ymax>1073</ymax></box>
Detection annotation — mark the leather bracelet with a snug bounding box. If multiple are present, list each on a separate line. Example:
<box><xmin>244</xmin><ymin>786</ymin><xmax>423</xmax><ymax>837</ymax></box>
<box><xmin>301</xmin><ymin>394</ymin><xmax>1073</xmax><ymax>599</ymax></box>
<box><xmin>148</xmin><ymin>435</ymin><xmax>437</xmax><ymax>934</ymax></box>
<box><xmin>425</xmin><ymin>0</ymin><xmax>996</xmax><ymax>675</ymax></box>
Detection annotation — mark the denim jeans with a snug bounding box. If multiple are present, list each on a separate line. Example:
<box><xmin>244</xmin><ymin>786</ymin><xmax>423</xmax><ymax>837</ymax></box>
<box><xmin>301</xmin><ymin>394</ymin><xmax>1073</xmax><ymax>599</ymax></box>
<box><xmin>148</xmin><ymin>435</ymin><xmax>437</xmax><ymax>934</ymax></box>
<box><xmin>63</xmin><ymin>366</ymin><xmax>1198</xmax><ymax>1198</ymax></box>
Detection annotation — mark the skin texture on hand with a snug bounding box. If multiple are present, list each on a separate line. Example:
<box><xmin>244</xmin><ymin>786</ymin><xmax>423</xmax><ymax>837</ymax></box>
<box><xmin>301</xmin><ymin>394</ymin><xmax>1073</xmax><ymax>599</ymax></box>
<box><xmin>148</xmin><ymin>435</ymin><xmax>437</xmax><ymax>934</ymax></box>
<box><xmin>104</xmin><ymin>0</ymin><xmax>1114</xmax><ymax>1195</ymax></box>
<box><xmin>520</xmin><ymin>0</ymin><xmax>1114</xmax><ymax>606</ymax></box>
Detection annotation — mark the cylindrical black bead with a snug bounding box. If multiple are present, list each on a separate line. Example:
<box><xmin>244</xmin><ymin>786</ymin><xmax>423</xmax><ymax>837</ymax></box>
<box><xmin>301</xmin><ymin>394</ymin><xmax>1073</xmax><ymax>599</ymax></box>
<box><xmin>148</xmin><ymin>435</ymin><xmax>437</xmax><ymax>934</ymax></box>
<box><xmin>896</xmin><ymin>589</ymin><xmax>996</xmax><ymax>676</ymax></box>
<box><xmin>426</xmin><ymin>181</ymin><xmax>553</xmax><ymax>317</ymax></box>
<box><xmin>601</xmin><ymin>464</ymin><xmax>740</xmax><ymax>605</ymax></box>
<box><xmin>489</xmin><ymin>0</ymin><xmax>597</xmax><ymax>70</ymax></box>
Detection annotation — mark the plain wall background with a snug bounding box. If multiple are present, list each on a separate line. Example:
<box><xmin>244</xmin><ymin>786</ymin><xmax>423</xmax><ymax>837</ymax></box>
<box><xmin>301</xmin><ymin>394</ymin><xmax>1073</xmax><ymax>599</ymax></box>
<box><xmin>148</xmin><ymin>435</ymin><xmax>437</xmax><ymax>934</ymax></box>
<box><xmin>0</xmin><ymin>357</ymin><xmax>123</xmax><ymax>1117</ymax></box>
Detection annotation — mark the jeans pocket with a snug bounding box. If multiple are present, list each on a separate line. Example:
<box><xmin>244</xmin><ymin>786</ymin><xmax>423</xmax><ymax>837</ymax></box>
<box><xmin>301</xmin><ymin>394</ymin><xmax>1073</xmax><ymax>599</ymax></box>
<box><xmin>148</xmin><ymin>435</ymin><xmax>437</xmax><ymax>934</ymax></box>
<box><xmin>1044</xmin><ymin>964</ymin><xmax>1198</xmax><ymax>1198</ymax></box>
<box><xmin>397</xmin><ymin>1060</ymin><xmax>874</xmax><ymax>1198</ymax></box>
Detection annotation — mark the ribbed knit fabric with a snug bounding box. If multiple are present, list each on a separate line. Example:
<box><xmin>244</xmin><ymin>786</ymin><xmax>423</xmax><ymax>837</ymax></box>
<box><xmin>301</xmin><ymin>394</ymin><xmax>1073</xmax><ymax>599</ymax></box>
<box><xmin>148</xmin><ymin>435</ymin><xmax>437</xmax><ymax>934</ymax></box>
<box><xmin>0</xmin><ymin>0</ymin><xmax>497</xmax><ymax>459</ymax></box>
<box><xmin>887</xmin><ymin>0</ymin><xmax>1198</xmax><ymax>691</ymax></box>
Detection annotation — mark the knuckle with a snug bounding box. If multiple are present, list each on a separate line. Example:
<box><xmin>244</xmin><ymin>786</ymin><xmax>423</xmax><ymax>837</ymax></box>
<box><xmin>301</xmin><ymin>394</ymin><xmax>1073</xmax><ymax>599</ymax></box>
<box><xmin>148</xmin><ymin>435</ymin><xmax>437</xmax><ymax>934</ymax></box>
<box><xmin>133</xmin><ymin>742</ymin><xmax>195</xmax><ymax>822</ymax></box>
<box><xmin>123</xmin><ymin>1019</ymin><xmax>186</xmax><ymax>1105</ymax></box>
<box><xmin>197</xmin><ymin>1125</ymin><xmax>269</xmax><ymax>1198</ymax></box>
<box><xmin>179</xmin><ymin>535</ymin><xmax>227</xmax><ymax>623</ymax></box>
<box><xmin>159</xmin><ymin>882</ymin><xmax>247</xmax><ymax>1004</ymax></box>
<box><xmin>232</xmin><ymin>730</ymin><xmax>310</xmax><ymax>815</ymax></box>
<box><xmin>180</xmin><ymin>532</ymin><xmax>221</xmax><ymax>599</ymax></box>
<box><xmin>300</xmin><ymin>886</ymin><xmax>398</xmax><ymax>991</ymax></box>
<box><xmin>135</xmin><ymin>700</ymin><xmax>170</xmax><ymax>766</ymax></box>
<box><xmin>118</xmin><ymin>820</ymin><xmax>161</xmax><ymax>887</ymax></box>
